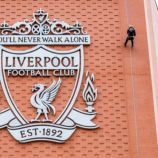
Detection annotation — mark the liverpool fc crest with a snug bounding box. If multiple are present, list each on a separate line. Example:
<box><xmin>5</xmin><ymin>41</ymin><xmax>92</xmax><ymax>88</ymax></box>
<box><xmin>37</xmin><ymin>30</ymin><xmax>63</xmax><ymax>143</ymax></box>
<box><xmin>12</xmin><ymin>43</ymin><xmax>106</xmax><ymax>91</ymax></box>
<box><xmin>0</xmin><ymin>9</ymin><xmax>98</xmax><ymax>143</ymax></box>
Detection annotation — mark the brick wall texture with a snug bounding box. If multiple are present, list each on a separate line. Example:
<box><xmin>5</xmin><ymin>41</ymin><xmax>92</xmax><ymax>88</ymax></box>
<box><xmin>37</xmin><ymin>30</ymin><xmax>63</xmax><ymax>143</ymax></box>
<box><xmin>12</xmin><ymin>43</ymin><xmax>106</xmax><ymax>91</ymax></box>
<box><xmin>0</xmin><ymin>0</ymin><xmax>157</xmax><ymax>158</ymax></box>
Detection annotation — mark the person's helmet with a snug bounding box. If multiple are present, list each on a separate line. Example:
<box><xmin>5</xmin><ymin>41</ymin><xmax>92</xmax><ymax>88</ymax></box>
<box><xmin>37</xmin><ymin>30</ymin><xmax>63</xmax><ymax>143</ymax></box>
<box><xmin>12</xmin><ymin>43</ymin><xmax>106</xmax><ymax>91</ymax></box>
<box><xmin>128</xmin><ymin>25</ymin><xmax>134</xmax><ymax>29</ymax></box>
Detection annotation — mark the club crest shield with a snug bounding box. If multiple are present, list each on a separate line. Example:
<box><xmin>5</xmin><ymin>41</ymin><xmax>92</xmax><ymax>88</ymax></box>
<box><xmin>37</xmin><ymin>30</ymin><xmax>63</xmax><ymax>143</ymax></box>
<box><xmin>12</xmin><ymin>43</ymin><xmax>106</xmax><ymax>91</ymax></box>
<box><xmin>0</xmin><ymin>9</ymin><xmax>98</xmax><ymax>143</ymax></box>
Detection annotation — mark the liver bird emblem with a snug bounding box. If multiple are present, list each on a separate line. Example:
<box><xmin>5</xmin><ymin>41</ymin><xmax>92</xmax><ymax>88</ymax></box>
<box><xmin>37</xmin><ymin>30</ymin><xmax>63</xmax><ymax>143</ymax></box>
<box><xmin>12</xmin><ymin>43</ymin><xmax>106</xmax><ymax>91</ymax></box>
<box><xmin>30</xmin><ymin>78</ymin><xmax>61</xmax><ymax>122</ymax></box>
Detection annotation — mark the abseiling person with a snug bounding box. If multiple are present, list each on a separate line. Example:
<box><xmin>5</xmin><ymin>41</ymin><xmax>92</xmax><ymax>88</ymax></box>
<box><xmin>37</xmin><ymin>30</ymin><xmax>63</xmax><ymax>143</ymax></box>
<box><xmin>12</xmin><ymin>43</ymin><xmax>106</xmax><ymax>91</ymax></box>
<box><xmin>124</xmin><ymin>25</ymin><xmax>136</xmax><ymax>48</ymax></box>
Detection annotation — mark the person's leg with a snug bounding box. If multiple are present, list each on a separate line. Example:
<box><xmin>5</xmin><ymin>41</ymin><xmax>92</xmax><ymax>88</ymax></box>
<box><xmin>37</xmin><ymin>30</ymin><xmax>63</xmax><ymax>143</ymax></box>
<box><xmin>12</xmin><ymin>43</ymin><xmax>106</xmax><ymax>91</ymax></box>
<box><xmin>131</xmin><ymin>37</ymin><xmax>134</xmax><ymax>47</ymax></box>
<box><xmin>124</xmin><ymin>37</ymin><xmax>129</xmax><ymax>47</ymax></box>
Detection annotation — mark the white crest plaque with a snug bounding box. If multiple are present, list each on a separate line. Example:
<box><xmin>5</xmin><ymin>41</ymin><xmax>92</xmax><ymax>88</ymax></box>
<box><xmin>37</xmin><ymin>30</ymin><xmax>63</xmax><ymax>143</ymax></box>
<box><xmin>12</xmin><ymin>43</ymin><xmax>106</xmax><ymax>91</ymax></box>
<box><xmin>0</xmin><ymin>9</ymin><xmax>98</xmax><ymax>143</ymax></box>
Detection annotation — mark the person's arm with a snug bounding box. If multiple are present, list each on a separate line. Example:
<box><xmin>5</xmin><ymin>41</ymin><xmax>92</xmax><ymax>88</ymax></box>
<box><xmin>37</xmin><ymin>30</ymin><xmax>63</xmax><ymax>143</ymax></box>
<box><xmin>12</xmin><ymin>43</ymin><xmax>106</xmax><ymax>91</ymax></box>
<box><xmin>134</xmin><ymin>30</ymin><xmax>136</xmax><ymax>36</ymax></box>
<box><xmin>127</xmin><ymin>29</ymin><xmax>129</xmax><ymax>34</ymax></box>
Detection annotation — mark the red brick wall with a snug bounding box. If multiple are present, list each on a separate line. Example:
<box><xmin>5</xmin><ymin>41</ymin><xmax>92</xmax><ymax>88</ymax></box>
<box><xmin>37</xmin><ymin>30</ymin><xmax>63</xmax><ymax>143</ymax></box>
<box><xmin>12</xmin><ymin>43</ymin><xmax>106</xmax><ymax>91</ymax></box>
<box><xmin>120</xmin><ymin>0</ymin><xmax>158</xmax><ymax>158</ymax></box>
